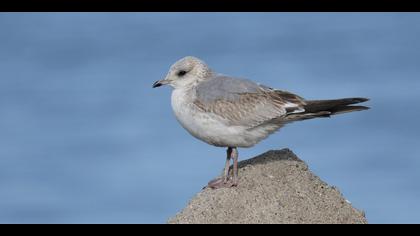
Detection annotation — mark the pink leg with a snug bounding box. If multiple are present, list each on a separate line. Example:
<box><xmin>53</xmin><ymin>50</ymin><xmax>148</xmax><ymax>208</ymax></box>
<box><xmin>223</xmin><ymin>147</ymin><xmax>233</xmax><ymax>182</ymax></box>
<box><xmin>232</xmin><ymin>147</ymin><xmax>239</xmax><ymax>186</ymax></box>
<box><xmin>206</xmin><ymin>147</ymin><xmax>238</xmax><ymax>189</ymax></box>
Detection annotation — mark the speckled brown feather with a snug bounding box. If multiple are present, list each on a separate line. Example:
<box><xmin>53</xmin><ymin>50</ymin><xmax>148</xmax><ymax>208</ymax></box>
<box><xmin>194</xmin><ymin>88</ymin><xmax>369</xmax><ymax>129</ymax></box>
<box><xmin>193</xmin><ymin>89</ymin><xmax>307</xmax><ymax>129</ymax></box>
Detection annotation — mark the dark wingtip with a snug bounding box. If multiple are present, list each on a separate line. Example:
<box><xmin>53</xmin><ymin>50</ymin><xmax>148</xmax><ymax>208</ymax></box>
<box><xmin>152</xmin><ymin>81</ymin><xmax>162</xmax><ymax>88</ymax></box>
<box><xmin>331</xmin><ymin>105</ymin><xmax>370</xmax><ymax>115</ymax></box>
<box><xmin>354</xmin><ymin>97</ymin><xmax>370</xmax><ymax>103</ymax></box>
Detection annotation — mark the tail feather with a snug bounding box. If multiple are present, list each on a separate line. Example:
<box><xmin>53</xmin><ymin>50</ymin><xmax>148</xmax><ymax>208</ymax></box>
<box><xmin>328</xmin><ymin>105</ymin><xmax>370</xmax><ymax>115</ymax></box>
<box><xmin>304</xmin><ymin>97</ymin><xmax>369</xmax><ymax>113</ymax></box>
<box><xmin>284</xmin><ymin>97</ymin><xmax>369</xmax><ymax>122</ymax></box>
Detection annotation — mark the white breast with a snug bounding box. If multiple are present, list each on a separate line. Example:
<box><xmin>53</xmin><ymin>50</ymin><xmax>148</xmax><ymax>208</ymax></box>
<box><xmin>171</xmin><ymin>89</ymin><xmax>243</xmax><ymax>147</ymax></box>
<box><xmin>170</xmin><ymin>88</ymin><xmax>277</xmax><ymax>148</ymax></box>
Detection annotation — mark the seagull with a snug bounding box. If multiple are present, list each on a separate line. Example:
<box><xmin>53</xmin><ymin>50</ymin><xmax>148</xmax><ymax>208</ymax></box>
<box><xmin>153</xmin><ymin>56</ymin><xmax>369</xmax><ymax>189</ymax></box>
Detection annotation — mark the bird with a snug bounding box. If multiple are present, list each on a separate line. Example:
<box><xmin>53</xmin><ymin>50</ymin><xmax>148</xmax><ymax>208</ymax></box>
<box><xmin>153</xmin><ymin>56</ymin><xmax>369</xmax><ymax>189</ymax></box>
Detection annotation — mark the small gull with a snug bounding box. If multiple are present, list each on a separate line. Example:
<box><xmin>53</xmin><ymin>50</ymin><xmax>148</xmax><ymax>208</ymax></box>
<box><xmin>153</xmin><ymin>56</ymin><xmax>369</xmax><ymax>189</ymax></box>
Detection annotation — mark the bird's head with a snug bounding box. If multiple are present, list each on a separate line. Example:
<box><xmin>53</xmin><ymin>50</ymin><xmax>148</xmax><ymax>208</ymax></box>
<box><xmin>153</xmin><ymin>56</ymin><xmax>213</xmax><ymax>89</ymax></box>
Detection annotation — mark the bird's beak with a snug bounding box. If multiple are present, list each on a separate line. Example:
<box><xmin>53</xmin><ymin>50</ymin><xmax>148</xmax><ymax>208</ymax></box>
<box><xmin>152</xmin><ymin>79</ymin><xmax>170</xmax><ymax>88</ymax></box>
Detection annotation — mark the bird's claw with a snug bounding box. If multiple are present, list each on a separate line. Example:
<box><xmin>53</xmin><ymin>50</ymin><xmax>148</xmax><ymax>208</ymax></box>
<box><xmin>205</xmin><ymin>177</ymin><xmax>238</xmax><ymax>189</ymax></box>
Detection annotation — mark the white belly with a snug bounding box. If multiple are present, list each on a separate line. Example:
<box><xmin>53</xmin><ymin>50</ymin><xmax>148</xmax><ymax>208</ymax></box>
<box><xmin>170</xmin><ymin>89</ymin><xmax>275</xmax><ymax>148</ymax></box>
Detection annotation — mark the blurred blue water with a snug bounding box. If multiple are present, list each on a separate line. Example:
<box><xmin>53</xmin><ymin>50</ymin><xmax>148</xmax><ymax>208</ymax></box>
<box><xmin>0</xmin><ymin>13</ymin><xmax>419</xmax><ymax>223</ymax></box>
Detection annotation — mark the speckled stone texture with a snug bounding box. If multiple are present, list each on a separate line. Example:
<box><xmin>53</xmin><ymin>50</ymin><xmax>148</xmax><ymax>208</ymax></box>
<box><xmin>168</xmin><ymin>149</ymin><xmax>367</xmax><ymax>224</ymax></box>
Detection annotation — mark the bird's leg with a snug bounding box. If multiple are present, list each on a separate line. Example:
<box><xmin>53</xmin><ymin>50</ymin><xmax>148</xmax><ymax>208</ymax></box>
<box><xmin>206</xmin><ymin>147</ymin><xmax>234</xmax><ymax>189</ymax></box>
<box><xmin>223</xmin><ymin>147</ymin><xmax>233</xmax><ymax>183</ymax></box>
<box><xmin>231</xmin><ymin>147</ymin><xmax>239</xmax><ymax>186</ymax></box>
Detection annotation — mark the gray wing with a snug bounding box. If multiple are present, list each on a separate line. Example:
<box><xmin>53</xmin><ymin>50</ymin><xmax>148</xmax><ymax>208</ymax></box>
<box><xmin>194</xmin><ymin>75</ymin><xmax>306</xmax><ymax>129</ymax></box>
<box><xmin>195</xmin><ymin>75</ymin><xmax>266</xmax><ymax>103</ymax></box>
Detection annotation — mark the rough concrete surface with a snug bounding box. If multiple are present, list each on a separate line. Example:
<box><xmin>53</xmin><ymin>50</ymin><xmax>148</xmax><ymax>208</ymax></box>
<box><xmin>168</xmin><ymin>149</ymin><xmax>367</xmax><ymax>224</ymax></box>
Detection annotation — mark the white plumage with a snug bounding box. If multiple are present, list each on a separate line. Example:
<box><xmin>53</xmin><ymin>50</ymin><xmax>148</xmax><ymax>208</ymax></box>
<box><xmin>153</xmin><ymin>56</ymin><xmax>369</xmax><ymax>189</ymax></box>
<box><xmin>171</xmin><ymin>87</ymin><xmax>281</xmax><ymax>148</ymax></box>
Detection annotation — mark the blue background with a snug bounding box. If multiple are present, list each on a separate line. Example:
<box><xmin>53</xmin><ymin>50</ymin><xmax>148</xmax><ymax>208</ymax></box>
<box><xmin>0</xmin><ymin>13</ymin><xmax>419</xmax><ymax>223</ymax></box>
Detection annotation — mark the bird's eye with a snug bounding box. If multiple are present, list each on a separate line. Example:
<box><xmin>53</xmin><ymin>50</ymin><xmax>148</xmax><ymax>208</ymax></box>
<box><xmin>177</xmin><ymin>70</ymin><xmax>187</xmax><ymax>76</ymax></box>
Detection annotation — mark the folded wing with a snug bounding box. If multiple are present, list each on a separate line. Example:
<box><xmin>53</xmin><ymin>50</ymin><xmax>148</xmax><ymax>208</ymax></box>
<box><xmin>193</xmin><ymin>75</ymin><xmax>306</xmax><ymax>129</ymax></box>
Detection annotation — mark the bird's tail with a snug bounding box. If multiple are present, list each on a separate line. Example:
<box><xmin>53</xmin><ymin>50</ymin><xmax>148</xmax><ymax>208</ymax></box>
<box><xmin>284</xmin><ymin>97</ymin><xmax>370</xmax><ymax>122</ymax></box>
